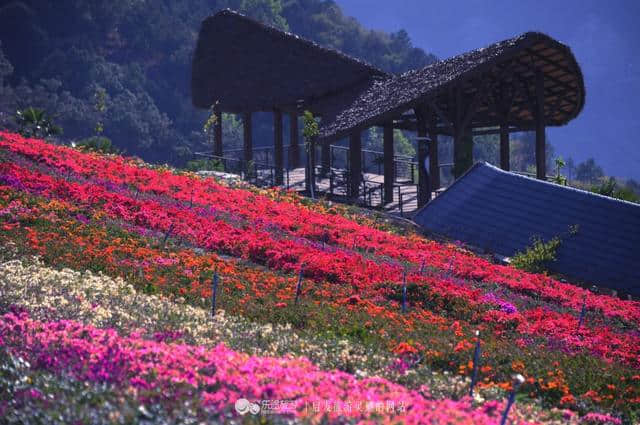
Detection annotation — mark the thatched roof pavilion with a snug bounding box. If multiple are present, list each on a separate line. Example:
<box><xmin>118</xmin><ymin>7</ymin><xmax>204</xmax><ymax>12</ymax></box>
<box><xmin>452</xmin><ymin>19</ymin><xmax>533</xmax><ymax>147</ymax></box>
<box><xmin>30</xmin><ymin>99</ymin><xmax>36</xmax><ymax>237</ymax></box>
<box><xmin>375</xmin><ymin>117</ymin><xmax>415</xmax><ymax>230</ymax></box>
<box><xmin>191</xmin><ymin>10</ymin><xmax>585</xmax><ymax>209</ymax></box>
<box><xmin>192</xmin><ymin>9</ymin><xmax>386</xmax><ymax>112</ymax></box>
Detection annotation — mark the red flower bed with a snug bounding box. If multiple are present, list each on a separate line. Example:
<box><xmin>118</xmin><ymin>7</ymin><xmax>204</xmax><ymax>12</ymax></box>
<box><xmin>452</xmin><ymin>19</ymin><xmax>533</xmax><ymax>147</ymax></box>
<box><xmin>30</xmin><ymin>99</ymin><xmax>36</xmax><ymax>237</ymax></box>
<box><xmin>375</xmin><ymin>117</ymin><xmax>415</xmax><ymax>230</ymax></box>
<box><xmin>1</xmin><ymin>131</ymin><xmax>638</xmax><ymax>327</ymax></box>
<box><xmin>1</xmin><ymin>132</ymin><xmax>639</xmax><ymax>371</ymax></box>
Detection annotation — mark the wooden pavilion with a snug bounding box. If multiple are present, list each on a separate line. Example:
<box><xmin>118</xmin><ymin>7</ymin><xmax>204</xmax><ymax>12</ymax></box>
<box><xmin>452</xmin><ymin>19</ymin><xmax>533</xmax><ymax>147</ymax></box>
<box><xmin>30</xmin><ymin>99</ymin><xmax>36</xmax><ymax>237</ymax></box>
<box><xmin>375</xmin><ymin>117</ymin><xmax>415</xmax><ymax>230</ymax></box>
<box><xmin>192</xmin><ymin>9</ymin><xmax>585</xmax><ymax>210</ymax></box>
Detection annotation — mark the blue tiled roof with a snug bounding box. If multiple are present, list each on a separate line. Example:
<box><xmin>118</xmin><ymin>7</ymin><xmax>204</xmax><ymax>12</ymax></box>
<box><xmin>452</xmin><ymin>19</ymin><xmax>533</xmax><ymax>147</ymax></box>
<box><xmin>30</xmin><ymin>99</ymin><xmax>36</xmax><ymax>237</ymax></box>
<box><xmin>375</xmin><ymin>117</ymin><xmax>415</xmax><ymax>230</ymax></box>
<box><xmin>413</xmin><ymin>162</ymin><xmax>640</xmax><ymax>295</ymax></box>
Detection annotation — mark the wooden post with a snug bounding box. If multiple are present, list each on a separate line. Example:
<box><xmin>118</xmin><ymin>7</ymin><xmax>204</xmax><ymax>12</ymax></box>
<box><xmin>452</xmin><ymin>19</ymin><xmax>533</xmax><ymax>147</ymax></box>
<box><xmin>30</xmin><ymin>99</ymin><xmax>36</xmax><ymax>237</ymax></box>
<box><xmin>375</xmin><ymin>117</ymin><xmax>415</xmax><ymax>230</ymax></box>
<box><xmin>213</xmin><ymin>110</ymin><xmax>223</xmax><ymax>157</ymax></box>
<box><xmin>453</xmin><ymin>87</ymin><xmax>466</xmax><ymax>179</ymax></box>
<box><xmin>428</xmin><ymin>116</ymin><xmax>440</xmax><ymax>192</ymax></box>
<box><xmin>289</xmin><ymin>112</ymin><xmax>300</xmax><ymax>169</ymax></box>
<box><xmin>273</xmin><ymin>109</ymin><xmax>284</xmax><ymax>185</ymax></box>
<box><xmin>349</xmin><ymin>131</ymin><xmax>362</xmax><ymax>199</ymax></box>
<box><xmin>321</xmin><ymin>141</ymin><xmax>330</xmax><ymax>176</ymax></box>
<box><xmin>416</xmin><ymin>121</ymin><xmax>430</xmax><ymax>207</ymax></box>
<box><xmin>499</xmin><ymin>123</ymin><xmax>510</xmax><ymax>171</ymax></box>
<box><xmin>383</xmin><ymin>124</ymin><xmax>394</xmax><ymax>204</ymax></box>
<box><xmin>243</xmin><ymin>112</ymin><xmax>253</xmax><ymax>162</ymax></box>
<box><xmin>535</xmin><ymin>72</ymin><xmax>546</xmax><ymax>180</ymax></box>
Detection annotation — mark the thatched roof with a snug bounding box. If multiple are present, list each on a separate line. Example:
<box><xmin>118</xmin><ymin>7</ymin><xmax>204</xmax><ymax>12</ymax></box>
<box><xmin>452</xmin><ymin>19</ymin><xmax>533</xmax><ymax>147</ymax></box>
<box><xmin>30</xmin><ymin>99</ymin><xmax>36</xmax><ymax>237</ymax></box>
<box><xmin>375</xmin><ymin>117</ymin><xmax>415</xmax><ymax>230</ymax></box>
<box><xmin>191</xmin><ymin>9</ymin><xmax>386</xmax><ymax>112</ymax></box>
<box><xmin>318</xmin><ymin>32</ymin><xmax>585</xmax><ymax>141</ymax></box>
<box><xmin>191</xmin><ymin>11</ymin><xmax>585</xmax><ymax>140</ymax></box>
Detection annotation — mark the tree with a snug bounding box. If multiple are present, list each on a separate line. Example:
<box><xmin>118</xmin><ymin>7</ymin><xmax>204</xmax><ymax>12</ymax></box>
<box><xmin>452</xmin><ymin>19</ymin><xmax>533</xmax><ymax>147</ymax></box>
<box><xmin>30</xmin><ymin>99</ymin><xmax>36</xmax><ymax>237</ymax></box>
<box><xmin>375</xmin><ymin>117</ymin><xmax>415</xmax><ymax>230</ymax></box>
<box><xmin>553</xmin><ymin>157</ymin><xmax>567</xmax><ymax>185</ymax></box>
<box><xmin>575</xmin><ymin>158</ymin><xmax>604</xmax><ymax>183</ymax></box>
<box><xmin>302</xmin><ymin>110</ymin><xmax>319</xmax><ymax>198</ymax></box>
<box><xmin>15</xmin><ymin>107</ymin><xmax>62</xmax><ymax>138</ymax></box>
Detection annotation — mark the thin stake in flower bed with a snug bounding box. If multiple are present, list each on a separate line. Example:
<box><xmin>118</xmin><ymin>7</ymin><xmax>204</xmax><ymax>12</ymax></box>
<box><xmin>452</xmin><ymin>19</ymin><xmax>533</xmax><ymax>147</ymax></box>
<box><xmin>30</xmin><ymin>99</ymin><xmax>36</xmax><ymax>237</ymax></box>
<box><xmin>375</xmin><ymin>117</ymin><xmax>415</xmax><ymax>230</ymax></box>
<box><xmin>447</xmin><ymin>255</ymin><xmax>455</xmax><ymax>277</ymax></box>
<box><xmin>161</xmin><ymin>222</ymin><xmax>174</xmax><ymax>249</ymax></box>
<box><xmin>402</xmin><ymin>269</ymin><xmax>408</xmax><ymax>314</ymax></box>
<box><xmin>211</xmin><ymin>270</ymin><xmax>219</xmax><ymax>317</ymax></box>
<box><xmin>419</xmin><ymin>258</ymin><xmax>426</xmax><ymax>275</ymax></box>
<box><xmin>295</xmin><ymin>264</ymin><xmax>304</xmax><ymax>305</ymax></box>
<box><xmin>469</xmin><ymin>330</ymin><xmax>481</xmax><ymax>396</ymax></box>
<box><xmin>577</xmin><ymin>294</ymin><xmax>587</xmax><ymax>332</ymax></box>
<box><xmin>500</xmin><ymin>374</ymin><xmax>525</xmax><ymax>425</ymax></box>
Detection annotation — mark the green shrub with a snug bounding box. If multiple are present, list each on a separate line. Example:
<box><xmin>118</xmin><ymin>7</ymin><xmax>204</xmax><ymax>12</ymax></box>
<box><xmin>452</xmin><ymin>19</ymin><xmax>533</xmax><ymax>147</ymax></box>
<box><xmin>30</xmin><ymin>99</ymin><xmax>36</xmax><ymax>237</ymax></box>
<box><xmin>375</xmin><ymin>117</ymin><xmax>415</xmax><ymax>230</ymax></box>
<box><xmin>76</xmin><ymin>136</ymin><xmax>119</xmax><ymax>154</ymax></box>
<box><xmin>185</xmin><ymin>158</ymin><xmax>223</xmax><ymax>172</ymax></box>
<box><xmin>511</xmin><ymin>236</ymin><xmax>562</xmax><ymax>273</ymax></box>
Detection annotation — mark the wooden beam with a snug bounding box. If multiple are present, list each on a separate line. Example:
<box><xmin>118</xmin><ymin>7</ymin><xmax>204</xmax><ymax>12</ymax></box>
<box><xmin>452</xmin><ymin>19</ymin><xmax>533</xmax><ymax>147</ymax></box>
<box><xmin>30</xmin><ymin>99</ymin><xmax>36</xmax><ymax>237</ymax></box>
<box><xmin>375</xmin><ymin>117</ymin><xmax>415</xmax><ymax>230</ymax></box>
<box><xmin>349</xmin><ymin>131</ymin><xmax>362</xmax><ymax>199</ymax></box>
<box><xmin>289</xmin><ymin>112</ymin><xmax>300</xmax><ymax>169</ymax></box>
<box><xmin>243</xmin><ymin>112</ymin><xmax>252</xmax><ymax>163</ymax></box>
<box><xmin>213</xmin><ymin>110</ymin><xmax>223</xmax><ymax>157</ymax></box>
<box><xmin>273</xmin><ymin>109</ymin><xmax>283</xmax><ymax>185</ymax></box>
<box><xmin>535</xmin><ymin>72</ymin><xmax>546</xmax><ymax>180</ymax></box>
<box><xmin>383</xmin><ymin>124</ymin><xmax>394</xmax><ymax>204</ymax></box>
<box><xmin>526</xmin><ymin>48</ymin><xmax>576</xmax><ymax>78</ymax></box>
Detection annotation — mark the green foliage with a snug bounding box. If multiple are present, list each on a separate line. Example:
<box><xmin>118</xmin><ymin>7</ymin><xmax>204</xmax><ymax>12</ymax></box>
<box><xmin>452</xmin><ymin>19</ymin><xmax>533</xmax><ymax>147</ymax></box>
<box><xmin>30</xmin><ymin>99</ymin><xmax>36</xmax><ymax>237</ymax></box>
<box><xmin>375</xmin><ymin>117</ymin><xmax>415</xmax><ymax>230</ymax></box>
<box><xmin>0</xmin><ymin>0</ymin><xmax>435</xmax><ymax>167</ymax></box>
<box><xmin>302</xmin><ymin>110</ymin><xmax>318</xmax><ymax>148</ymax></box>
<box><xmin>553</xmin><ymin>157</ymin><xmax>567</xmax><ymax>185</ymax></box>
<box><xmin>76</xmin><ymin>136</ymin><xmax>119</xmax><ymax>154</ymax></box>
<box><xmin>575</xmin><ymin>158</ymin><xmax>604</xmax><ymax>183</ymax></box>
<box><xmin>511</xmin><ymin>226</ymin><xmax>579</xmax><ymax>273</ymax></box>
<box><xmin>511</xmin><ymin>236</ymin><xmax>562</xmax><ymax>274</ymax></box>
<box><xmin>0</xmin><ymin>41</ymin><xmax>12</xmax><ymax>85</ymax></box>
<box><xmin>282</xmin><ymin>0</ymin><xmax>436</xmax><ymax>73</ymax></box>
<box><xmin>202</xmin><ymin>105</ymin><xmax>218</xmax><ymax>135</ymax></box>
<box><xmin>185</xmin><ymin>158</ymin><xmax>223</xmax><ymax>172</ymax></box>
<box><xmin>93</xmin><ymin>87</ymin><xmax>107</xmax><ymax>135</ymax></box>
<box><xmin>591</xmin><ymin>177</ymin><xmax>640</xmax><ymax>203</ymax></box>
<box><xmin>15</xmin><ymin>107</ymin><xmax>62</xmax><ymax>138</ymax></box>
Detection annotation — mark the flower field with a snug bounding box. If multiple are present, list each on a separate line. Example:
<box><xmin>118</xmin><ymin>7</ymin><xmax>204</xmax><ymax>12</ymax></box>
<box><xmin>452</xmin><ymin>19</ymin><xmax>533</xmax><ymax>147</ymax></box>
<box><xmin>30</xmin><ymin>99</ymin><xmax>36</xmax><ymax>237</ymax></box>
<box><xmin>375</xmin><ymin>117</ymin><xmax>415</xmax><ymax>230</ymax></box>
<box><xmin>0</xmin><ymin>131</ymin><xmax>638</xmax><ymax>424</ymax></box>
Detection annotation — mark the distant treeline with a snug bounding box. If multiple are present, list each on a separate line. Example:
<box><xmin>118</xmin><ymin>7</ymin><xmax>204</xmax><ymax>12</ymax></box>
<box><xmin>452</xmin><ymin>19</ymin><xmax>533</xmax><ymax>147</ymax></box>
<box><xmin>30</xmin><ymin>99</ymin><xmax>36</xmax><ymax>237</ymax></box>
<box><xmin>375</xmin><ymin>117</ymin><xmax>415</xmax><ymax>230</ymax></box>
<box><xmin>0</xmin><ymin>0</ymin><xmax>435</xmax><ymax>163</ymax></box>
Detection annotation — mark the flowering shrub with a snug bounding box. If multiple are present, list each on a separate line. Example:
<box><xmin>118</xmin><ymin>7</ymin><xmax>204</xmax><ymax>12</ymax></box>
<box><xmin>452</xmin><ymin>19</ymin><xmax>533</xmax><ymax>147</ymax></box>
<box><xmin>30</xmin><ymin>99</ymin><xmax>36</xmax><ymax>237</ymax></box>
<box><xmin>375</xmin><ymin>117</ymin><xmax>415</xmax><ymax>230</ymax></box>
<box><xmin>3</xmin><ymin>259</ymin><xmax>586</xmax><ymax>424</ymax></box>
<box><xmin>1</xmin><ymin>131</ymin><xmax>637</xmax><ymax>326</ymax></box>
<box><xmin>0</xmin><ymin>132</ymin><xmax>638</xmax><ymax>422</ymax></box>
<box><xmin>1</xmin><ymin>311</ymin><xmax>547</xmax><ymax>425</ymax></box>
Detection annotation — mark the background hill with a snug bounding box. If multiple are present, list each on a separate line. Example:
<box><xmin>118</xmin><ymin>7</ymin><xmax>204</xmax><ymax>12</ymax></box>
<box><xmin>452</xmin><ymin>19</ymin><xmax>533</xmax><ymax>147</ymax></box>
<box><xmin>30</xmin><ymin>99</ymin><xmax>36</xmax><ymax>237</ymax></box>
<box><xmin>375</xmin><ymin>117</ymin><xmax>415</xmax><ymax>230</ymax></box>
<box><xmin>0</xmin><ymin>0</ymin><xmax>637</xmax><ymax>197</ymax></box>
<box><xmin>0</xmin><ymin>0</ymin><xmax>434</xmax><ymax>163</ymax></box>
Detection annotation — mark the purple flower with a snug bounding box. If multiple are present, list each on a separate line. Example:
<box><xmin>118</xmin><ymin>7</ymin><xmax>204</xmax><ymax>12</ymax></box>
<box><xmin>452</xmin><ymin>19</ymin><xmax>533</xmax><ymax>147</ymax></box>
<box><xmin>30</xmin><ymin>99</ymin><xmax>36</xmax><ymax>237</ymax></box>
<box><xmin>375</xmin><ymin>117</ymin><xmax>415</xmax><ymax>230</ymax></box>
<box><xmin>482</xmin><ymin>293</ymin><xmax>518</xmax><ymax>314</ymax></box>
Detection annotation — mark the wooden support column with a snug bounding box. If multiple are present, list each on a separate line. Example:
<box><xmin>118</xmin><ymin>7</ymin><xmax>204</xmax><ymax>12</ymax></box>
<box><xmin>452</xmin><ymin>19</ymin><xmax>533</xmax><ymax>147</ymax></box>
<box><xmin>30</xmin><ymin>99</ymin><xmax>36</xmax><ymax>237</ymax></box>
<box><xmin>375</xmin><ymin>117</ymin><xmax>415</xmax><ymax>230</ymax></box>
<box><xmin>213</xmin><ymin>110</ymin><xmax>223</xmax><ymax>157</ymax></box>
<box><xmin>242</xmin><ymin>112</ymin><xmax>252</xmax><ymax>162</ymax></box>
<box><xmin>321</xmin><ymin>141</ymin><xmax>330</xmax><ymax>176</ymax></box>
<box><xmin>383</xmin><ymin>124</ymin><xmax>394</xmax><ymax>204</ymax></box>
<box><xmin>416</xmin><ymin>124</ymin><xmax>430</xmax><ymax>207</ymax></box>
<box><xmin>289</xmin><ymin>112</ymin><xmax>300</xmax><ymax>169</ymax></box>
<box><xmin>273</xmin><ymin>109</ymin><xmax>283</xmax><ymax>185</ymax></box>
<box><xmin>499</xmin><ymin>123</ymin><xmax>510</xmax><ymax>171</ymax></box>
<box><xmin>428</xmin><ymin>116</ymin><xmax>440</xmax><ymax>192</ymax></box>
<box><xmin>452</xmin><ymin>87</ymin><xmax>467</xmax><ymax>178</ymax></box>
<box><xmin>349</xmin><ymin>131</ymin><xmax>362</xmax><ymax>199</ymax></box>
<box><xmin>535</xmin><ymin>72</ymin><xmax>546</xmax><ymax>180</ymax></box>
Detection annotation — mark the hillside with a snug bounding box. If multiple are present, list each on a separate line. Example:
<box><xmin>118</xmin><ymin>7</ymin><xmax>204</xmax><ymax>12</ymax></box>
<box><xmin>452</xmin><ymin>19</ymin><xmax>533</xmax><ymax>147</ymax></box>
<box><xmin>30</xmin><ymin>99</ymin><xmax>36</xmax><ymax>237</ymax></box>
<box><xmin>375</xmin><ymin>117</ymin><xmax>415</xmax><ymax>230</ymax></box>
<box><xmin>0</xmin><ymin>131</ymin><xmax>638</xmax><ymax>424</ymax></box>
<box><xmin>0</xmin><ymin>0</ymin><xmax>435</xmax><ymax>164</ymax></box>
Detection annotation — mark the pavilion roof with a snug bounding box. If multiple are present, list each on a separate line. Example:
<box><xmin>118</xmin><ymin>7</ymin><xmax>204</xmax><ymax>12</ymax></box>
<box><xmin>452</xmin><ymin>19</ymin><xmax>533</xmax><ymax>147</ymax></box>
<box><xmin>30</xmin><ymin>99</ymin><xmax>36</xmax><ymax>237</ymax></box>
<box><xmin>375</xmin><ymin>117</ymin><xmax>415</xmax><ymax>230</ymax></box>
<box><xmin>191</xmin><ymin>9</ymin><xmax>386</xmax><ymax>112</ymax></box>
<box><xmin>317</xmin><ymin>32</ymin><xmax>585</xmax><ymax>141</ymax></box>
<box><xmin>191</xmin><ymin>12</ymin><xmax>585</xmax><ymax>142</ymax></box>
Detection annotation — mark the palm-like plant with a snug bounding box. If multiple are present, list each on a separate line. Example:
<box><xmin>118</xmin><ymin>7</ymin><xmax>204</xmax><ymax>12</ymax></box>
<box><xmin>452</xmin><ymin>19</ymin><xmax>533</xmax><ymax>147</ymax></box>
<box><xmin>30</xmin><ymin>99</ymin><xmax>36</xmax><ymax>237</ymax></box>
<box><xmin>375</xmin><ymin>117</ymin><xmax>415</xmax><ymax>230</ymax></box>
<box><xmin>15</xmin><ymin>107</ymin><xmax>62</xmax><ymax>138</ymax></box>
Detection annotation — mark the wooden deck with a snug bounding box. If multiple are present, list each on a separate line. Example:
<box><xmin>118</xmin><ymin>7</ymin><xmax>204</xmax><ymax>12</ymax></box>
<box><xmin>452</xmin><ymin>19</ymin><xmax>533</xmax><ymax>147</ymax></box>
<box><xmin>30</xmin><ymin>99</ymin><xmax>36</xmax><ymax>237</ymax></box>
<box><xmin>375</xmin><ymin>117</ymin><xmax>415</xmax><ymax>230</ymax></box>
<box><xmin>282</xmin><ymin>167</ymin><xmax>420</xmax><ymax>216</ymax></box>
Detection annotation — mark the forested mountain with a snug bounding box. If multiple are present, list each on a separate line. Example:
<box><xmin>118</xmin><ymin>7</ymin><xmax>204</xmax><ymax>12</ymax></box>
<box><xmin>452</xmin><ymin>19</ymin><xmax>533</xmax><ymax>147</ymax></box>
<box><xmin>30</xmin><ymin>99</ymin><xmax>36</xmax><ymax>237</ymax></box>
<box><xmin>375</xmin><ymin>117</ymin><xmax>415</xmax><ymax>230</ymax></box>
<box><xmin>0</xmin><ymin>0</ymin><xmax>435</xmax><ymax>163</ymax></box>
